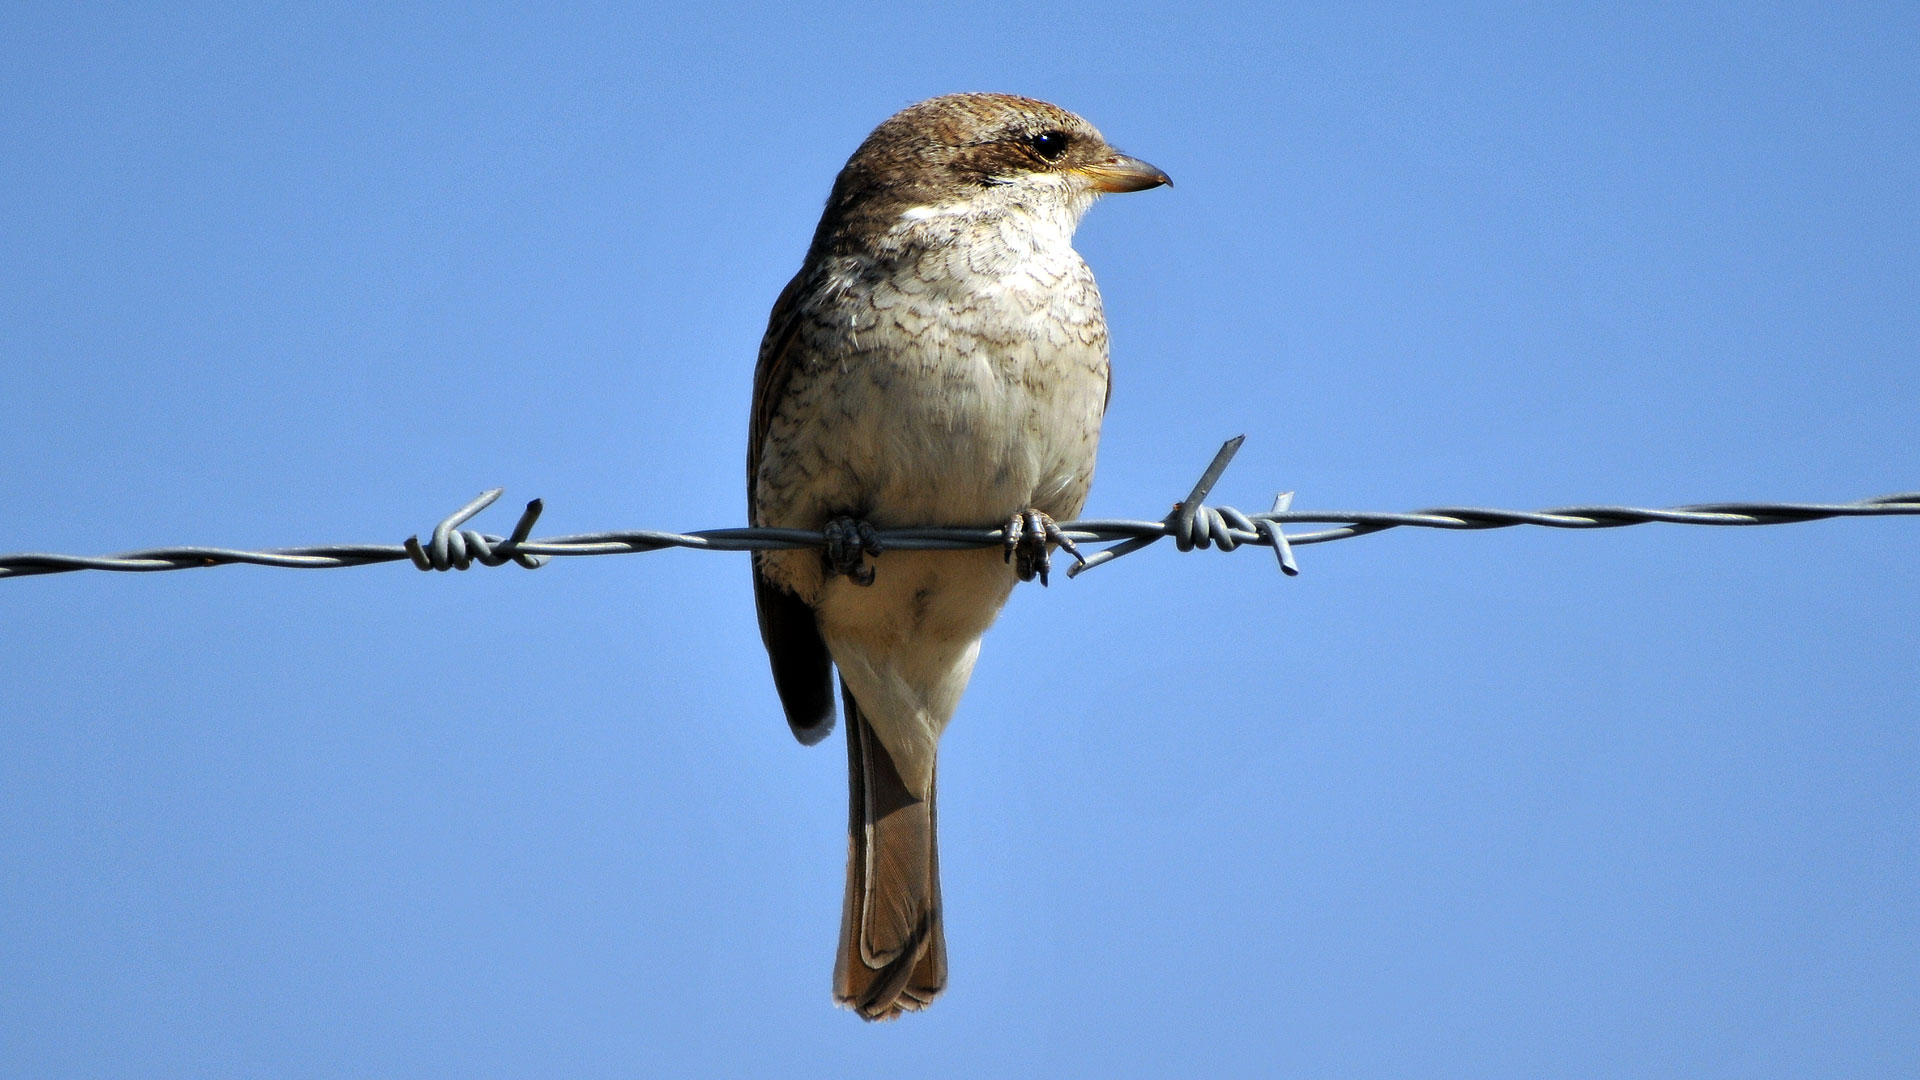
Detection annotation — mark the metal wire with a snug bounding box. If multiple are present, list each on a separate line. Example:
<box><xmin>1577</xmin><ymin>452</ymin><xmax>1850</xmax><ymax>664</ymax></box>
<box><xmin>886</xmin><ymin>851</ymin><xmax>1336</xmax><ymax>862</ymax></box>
<box><xmin>3</xmin><ymin>437</ymin><xmax>1915</xmax><ymax>582</ymax></box>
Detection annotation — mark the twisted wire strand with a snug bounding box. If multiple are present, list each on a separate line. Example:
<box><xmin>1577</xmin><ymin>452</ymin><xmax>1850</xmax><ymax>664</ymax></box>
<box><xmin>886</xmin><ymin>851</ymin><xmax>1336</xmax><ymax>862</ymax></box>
<box><xmin>3</xmin><ymin>437</ymin><xmax>1915</xmax><ymax>582</ymax></box>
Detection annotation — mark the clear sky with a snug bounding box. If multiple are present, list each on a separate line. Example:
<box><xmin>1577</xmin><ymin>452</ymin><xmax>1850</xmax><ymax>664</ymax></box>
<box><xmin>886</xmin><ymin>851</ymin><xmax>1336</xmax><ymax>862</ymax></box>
<box><xmin>2</xmin><ymin>4</ymin><xmax>1915</xmax><ymax>1077</ymax></box>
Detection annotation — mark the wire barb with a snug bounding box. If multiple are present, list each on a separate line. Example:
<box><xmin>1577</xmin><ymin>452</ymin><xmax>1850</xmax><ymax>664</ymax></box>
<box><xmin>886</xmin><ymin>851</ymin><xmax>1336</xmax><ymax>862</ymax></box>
<box><xmin>1261</xmin><ymin>493</ymin><xmax>1300</xmax><ymax>577</ymax></box>
<box><xmin>404</xmin><ymin>490</ymin><xmax>549</xmax><ymax>572</ymax></box>
<box><xmin>2</xmin><ymin>437</ymin><xmax>1915</xmax><ymax>582</ymax></box>
<box><xmin>1067</xmin><ymin>435</ymin><xmax>1247</xmax><ymax>577</ymax></box>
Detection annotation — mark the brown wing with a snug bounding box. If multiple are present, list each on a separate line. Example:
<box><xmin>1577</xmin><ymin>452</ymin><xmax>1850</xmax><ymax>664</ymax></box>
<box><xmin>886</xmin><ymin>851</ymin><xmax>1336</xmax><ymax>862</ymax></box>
<box><xmin>749</xmin><ymin>269</ymin><xmax>836</xmax><ymax>745</ymax></box>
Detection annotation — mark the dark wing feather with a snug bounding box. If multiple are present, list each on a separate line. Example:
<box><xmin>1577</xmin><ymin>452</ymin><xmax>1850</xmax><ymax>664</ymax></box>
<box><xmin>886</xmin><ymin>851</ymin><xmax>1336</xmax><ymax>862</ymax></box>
<box><xmin>749</xmin><ymin>269</ymin><xmax>836</xmax><ymax>744</ymax></box>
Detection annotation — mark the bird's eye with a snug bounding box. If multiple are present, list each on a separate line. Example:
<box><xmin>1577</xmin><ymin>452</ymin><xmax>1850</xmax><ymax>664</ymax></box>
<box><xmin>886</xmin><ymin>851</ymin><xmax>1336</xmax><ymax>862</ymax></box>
<box><xmin>1029</xmin><ymin>130</ymin><xmax>1070</xmax><ymax>162</ymax></box>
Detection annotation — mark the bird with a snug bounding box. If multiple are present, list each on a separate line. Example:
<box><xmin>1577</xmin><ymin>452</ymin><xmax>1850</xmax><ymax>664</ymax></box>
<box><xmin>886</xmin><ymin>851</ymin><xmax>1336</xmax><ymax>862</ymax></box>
<box><xmin>748</xmin><ymin>92</ymin><xmax>1169</xmax><ymax>1020</ymax></box>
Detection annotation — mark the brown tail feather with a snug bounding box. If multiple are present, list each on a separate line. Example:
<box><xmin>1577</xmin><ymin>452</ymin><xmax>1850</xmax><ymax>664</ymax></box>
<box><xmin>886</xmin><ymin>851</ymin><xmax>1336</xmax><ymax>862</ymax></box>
<box><xmin>833</xmin><ymin>680</ymin><xmax>946</xmax><ymax>1020</ymax></box>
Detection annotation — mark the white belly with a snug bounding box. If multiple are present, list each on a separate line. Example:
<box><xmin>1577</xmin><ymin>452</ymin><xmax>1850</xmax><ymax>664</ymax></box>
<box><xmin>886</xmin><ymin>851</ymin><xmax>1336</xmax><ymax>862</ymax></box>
<box><xmin>751</xmin><ymin>221</ymin><xmax>1110</xmax><ymax>792</ymax></box>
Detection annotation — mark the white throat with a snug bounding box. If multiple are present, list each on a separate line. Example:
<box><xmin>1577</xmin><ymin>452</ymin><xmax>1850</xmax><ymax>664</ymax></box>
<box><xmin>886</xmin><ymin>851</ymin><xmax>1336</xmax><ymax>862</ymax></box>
<box><xmin>890</xmin><ymin>173</ymin><xmax>1098</xmax><ymax>257</ymax></box>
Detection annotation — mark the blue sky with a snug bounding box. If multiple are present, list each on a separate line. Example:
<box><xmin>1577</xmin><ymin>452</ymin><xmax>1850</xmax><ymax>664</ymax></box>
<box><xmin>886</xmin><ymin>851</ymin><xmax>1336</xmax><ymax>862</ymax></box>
<box><xmin>2</xmin><ymin>3</ymin><xmax>1915</xmax><ymax>1077</ymax></box>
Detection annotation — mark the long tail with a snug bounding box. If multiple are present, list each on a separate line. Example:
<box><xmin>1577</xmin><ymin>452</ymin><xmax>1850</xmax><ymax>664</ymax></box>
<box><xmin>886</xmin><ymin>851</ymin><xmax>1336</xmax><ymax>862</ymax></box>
<box><xmin>833</xmin><ymin>679</ymin><xmax>946</xmax><ymax>1020</ymax></box>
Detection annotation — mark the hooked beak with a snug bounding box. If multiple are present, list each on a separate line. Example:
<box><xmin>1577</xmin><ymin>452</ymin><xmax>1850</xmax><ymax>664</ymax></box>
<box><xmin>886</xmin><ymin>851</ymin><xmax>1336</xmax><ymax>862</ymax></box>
<box><xmin>1076</xmin><ymin>153</ymin><xmax>1173</xmax><ymax>193</ymax></box>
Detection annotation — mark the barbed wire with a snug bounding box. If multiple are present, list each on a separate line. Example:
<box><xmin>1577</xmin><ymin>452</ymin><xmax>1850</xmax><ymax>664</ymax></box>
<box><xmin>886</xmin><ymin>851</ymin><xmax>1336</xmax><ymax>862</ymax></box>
<box><xmin>3</xmin><ymin>437</ymin><xmax>1915</xmax><ymax>583</ymax></box>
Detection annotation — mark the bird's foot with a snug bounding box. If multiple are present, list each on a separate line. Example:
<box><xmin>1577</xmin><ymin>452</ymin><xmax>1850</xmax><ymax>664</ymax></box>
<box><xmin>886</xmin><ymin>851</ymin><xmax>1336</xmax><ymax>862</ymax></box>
<box><xmin>1002</xmin><ymin>508</ymin><xmax>1085</xmax><ymax>587</ymax></box>
<box><xmin>823</xmin><ymin>516</ymin><xmax>884</xmax><ymax>586</ymax></box>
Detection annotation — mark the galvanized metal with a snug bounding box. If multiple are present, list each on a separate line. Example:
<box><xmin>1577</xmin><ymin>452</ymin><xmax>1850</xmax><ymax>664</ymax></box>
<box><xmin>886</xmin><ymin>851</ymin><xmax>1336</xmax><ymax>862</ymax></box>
<box><xmin>3</xmin><ymin>438</ymin><xmax>1915</xmax><ymax>581</ymax></box>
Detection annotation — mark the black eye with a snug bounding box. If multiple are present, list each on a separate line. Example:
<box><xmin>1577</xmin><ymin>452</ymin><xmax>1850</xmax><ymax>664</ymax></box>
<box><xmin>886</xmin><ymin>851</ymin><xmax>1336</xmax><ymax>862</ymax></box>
<box><xmin>1029</xmin><ymin>130</ymin><xmax>1069</xmax><ymax>161</ymax></box>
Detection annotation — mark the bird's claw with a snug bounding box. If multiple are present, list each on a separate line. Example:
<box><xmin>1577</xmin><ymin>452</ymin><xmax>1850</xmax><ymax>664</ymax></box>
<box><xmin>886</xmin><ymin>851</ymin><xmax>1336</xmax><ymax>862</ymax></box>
<box><xmin>823</xmin><ymin>516</ymin><xmax>884</xmax><ymax>586</ymax></box>
<box><xmin>1002</xmin><ymin>508</ymin><xmax>1083</xmax><ymax>587</ymax></box>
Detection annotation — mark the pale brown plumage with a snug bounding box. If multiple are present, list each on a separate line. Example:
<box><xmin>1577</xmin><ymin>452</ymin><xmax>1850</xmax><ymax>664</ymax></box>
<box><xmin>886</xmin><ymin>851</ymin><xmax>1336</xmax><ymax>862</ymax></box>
<box><xmin>748</xmin><ymin>93</ymin><xmax>1167</xmax><ymax>1020</ymax></box>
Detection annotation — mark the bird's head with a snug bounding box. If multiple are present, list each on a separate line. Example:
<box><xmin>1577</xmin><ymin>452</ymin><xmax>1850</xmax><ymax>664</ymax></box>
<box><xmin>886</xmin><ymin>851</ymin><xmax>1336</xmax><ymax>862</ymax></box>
<box><xmin>812</xmin><ymin>93</ymin><xmax>1169</xmax><ymax>252</ymax></box>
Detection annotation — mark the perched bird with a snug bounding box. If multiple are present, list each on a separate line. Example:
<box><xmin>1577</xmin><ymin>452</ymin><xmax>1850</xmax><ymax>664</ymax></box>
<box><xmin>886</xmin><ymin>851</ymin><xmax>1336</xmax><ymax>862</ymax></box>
<box><xmin>748</xmin><ymin>92</ymin><xmax>1168</xmax><ymax>1020</ymax></box>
